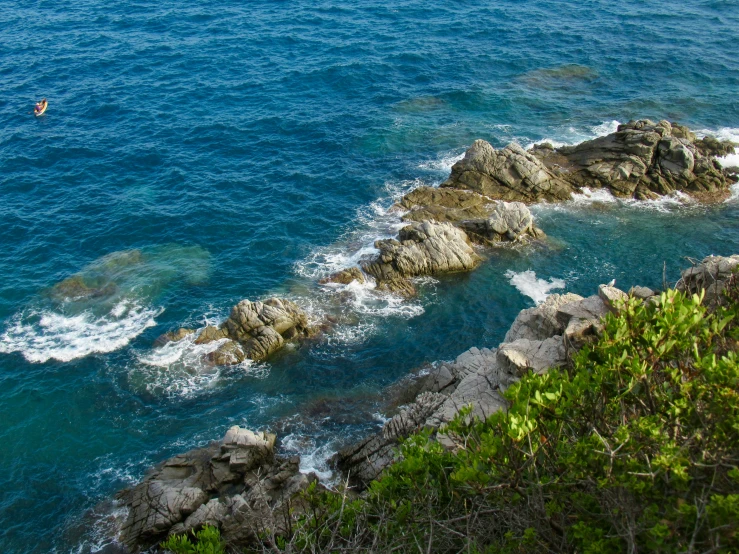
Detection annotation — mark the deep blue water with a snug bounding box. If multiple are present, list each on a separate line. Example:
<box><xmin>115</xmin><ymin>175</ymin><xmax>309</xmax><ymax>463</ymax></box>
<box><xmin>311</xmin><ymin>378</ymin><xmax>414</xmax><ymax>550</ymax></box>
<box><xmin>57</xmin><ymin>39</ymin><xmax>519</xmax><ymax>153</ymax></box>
<box><xmin>2</xmin><ymin>1</ymin><xmax>739</xmax><ymax>551</ymax></box>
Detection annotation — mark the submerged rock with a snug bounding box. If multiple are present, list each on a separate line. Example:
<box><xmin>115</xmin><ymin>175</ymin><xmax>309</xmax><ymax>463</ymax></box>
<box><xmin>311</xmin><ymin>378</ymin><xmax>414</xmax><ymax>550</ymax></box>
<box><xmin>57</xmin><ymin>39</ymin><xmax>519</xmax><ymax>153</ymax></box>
<box><xmin>319</xmin><ymin>266</ymin><xmax>366</xmax><ymax>286</ymax></box>
<box><xmin>443</xmin><ymin>120</ymin><xmax>737</xmax><ymax>203</ymax></box>
<box><xmin>153</xmin><ymin>328</ymin><xmax>195</xmax><ymax>347</ymax></box>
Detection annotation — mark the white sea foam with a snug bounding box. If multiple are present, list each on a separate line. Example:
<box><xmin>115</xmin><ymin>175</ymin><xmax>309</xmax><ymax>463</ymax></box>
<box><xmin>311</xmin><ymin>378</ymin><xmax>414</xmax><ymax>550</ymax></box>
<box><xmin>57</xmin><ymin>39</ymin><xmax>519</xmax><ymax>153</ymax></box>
<box><xmin>417</xmin><ymin>150</ymin><xmax>465</xmax><ymax>174</ymax></box>
<box><xmin>524</xmin><ymin>120</ymin><xmax>621</xmax><ymax>150</ymax></box>
<box><xmin>281</xmin><ymin>432</ymin><xmax>335</xmax><ymax>481</ymax></box>
<box><xmin>130</xmin><ymin>333</ymin><xmax>268</xmax><ymax>398</ymax></box>
<box><xmin>505</xmin><ymin>270</ymin><xmax>565</xmax><ymax>305</ymax></box>
<box><xmin>550</xmin><ymin>186</ymin><xmax>695</xmax><ymax>213</ymax></box>
<box><xmin>294</xmin><ymin>181</ymin><xmax>420</xmax><ymax>282</ymax></box>
<box><xmin>343</xmin><ymin>278</ymin><xmax>424</xmax><ymax>318</ymax></box>
<box><xmin>726</xmin><ymin>183</ymin><xmax>739</xmax><ymax>203</ymax></box>
<box><xmin>292</xmin><ymin>177</ymin><xmax>429</xmax><ymax>335</ymax></box>
<box><xmin>68</xmin><ymin>504</ymin><xmax>128</xmax><ymax>554</ymax></box>
<box><xmin>569</xmin><ymin>186</ymin><xmax>619</xmax><ymax>204</ymax></box>
<box><xmin>0</xmin><ymin>300</ymin><xmax>161</xmax><ymax>363</ymax></box>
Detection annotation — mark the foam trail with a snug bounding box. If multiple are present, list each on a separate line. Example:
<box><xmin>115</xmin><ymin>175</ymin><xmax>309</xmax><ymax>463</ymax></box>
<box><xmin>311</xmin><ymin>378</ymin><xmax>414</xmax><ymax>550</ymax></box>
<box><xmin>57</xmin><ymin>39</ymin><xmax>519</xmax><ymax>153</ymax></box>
<box><xmin>559</xmin><ymin>187</ymin><xmax>693</xmax><ymax>213</ymax></box>
<box><xmin>525</xmin><ymin>120</ymin><xmax>620</xmax><ymax>150</ymax></box>
<box><xmin>418</xmin><ymin>150</ymin><xmax>465</xmax><ymax>174</ymax></box>
<box><xmin>506</xmin><ymin>270</ymin><xmax>565</xmax><ymax>305</ymax></box>
<box><xmin>0</xmin><ymin>300</ymin><xmax>161</xmax><ymax>363</ymax></box>
<box><xmin>281</xmin><ymin>432</ymin><xmax>335</xmax><ymax>481</ymax></box>
<box><xmin>294</xmin><ymin>179</ymin><xmax>423</xmax><ymax>281</ymax></box>
<box><xmin>131</xmin><ymin>334</ymin><xmax>268</xmax><ymax>398</ymax></box>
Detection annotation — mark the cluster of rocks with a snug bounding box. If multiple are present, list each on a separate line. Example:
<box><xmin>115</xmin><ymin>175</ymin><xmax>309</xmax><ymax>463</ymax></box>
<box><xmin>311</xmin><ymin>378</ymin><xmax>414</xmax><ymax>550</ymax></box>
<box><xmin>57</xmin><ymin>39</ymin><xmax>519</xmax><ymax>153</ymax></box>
<box><xmin>113</xmin><ymin>118</ymin><xmax>738</xmax><ymax>550</ymax></box>
<box><xmin>333</xmin><ymin>283</ymin><xmax>637</xmax><ymax>488</ymax></box>
<box><xmin>323</xmin><ymin>120</ymin><xmax>735</xmax><ymax>297</ymax></box>
<box><xmin>118</xmin><ymin>426</ymin><xmax>317</xmax><ymax>552</ymax></box>
<box><xmin>323</xmin><ymin>199</ymin><xmax>543</xmax><ymax>296</ymax></box>
<box><xmin>335</xmin><ymin>254</ymin><xmax>739</xmax><ymax>489</ymax></box>
<box><xmin>116</xmin><ymin>255</ymin><xmax>739</xmax><ymax>551</ymax></box>
<box><xmin>444</xmin><ymin>120</ymin><xmax>736</xmax><ymax>203</ymax></box>
<box><xmin>677</xmin><ymin>254</ymin><xmax>739</xmax><ymax>303</ymax></box>
<box><xmin>155</xmin><ymin>297</ymin><xmax>315</xmax><ymax>365</ymax></box>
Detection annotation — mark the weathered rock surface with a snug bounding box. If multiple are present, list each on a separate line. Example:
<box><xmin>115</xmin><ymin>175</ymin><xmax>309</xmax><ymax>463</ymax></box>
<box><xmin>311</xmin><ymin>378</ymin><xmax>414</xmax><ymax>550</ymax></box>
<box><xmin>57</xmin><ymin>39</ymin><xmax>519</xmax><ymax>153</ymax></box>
<box><xmin>598</xmin><ymin>284</ymin><xmax>628</xmax><ymax>312</ymax></box>
<box><xmin>677</xmin><ymin>254</ymin><xmax>739</xmax><ymax>303</ymax></box>
<box><xmin>504</xmin><ymin>292</ymin><xmax>584</xmax><ymax>343</ymax></box>
<box><xmin>443</xmin><ymin>120</ymin><xmax>737</xmax><ymax>203</ymax></box>
<box><xmin>334</xmin><ymin>288</ymin><xmax>614</xmax><ymax>489</ymax></box>
<box><xmin>397</xmin><ymin>187</ymin><xmax>546</xmax><ymax>248</ymax></box>
<box><xmin>629</xmin><ymin>285</ymin><xmax>656</xmax><ymax>300</ymax></box>
<box><xmin>442</xmin><ymin>140</ymin><xmax>574</xmax><ymax>203</ymax></box>
<box><xmin>497</xmin><ymin>336</ymin><xmax>567</xmax><ymax>376</ymax></box>
<box><xmin>398</xmin><ymin>186</ymin><xmax>496</xmax><ymax>223</ymax></box>
<box><xmin>360</xmin><ymin>221</ymin><xmax>481</xmax><ymax>296</ymax></box>
<box><xmin>190</xmin><ymin>297</ymin><xmax>313</xmax><ymax>364</ymax></box>
<box><xmin>117</xmin><ymin>426</ymin><xmax>316</xmax><ymax>552</ymax></box>
<box><xmin>456</xmin><ymin>201</ymin><xmax>545</xmax><ymax>245</ymax></box>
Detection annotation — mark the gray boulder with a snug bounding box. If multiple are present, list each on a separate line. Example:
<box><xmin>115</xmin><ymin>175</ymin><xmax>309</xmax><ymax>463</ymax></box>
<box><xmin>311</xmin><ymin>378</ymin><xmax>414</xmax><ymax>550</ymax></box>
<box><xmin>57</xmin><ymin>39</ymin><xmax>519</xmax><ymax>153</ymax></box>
<box><xmin>117</xmin><ymin>426</ymin><xmax>315</xmax><ymax>552</ymax></box>
<box><xmin>457</xmin><ymin>201</ymin><xmax>545</xmax><ymax>245</ymax></box>
<box><xmin>598</xmin><ymin>284</ymin><xmax>628</xmax><ymax>312</ymax></box>
<box><xmin>497</xmin><ymin>336</ymin><xmax>567</xmax><ymax>376</ymax></box>
<box><xmin>194</xmin><ymin>298</ymin><xmax>314</xmax><ymax>364</ymax></box>
<box><xmin>504</xmin><ymin>292</ymin><xmax>584</xmax><ymax>343</ymax></box>
<box><xmin>442</xmin><ymin>140</ymin><xmax>573</xmax><ymax>203</ymax></box>
<box><xmin>677</xmin><ymin>254</ymin><xmax>739</xmax><ymax>303</ymax></box>
<box><xmin>361</xmin><ymin>221</ymin><xmax>481</xmax><ymax>296</ymax></box>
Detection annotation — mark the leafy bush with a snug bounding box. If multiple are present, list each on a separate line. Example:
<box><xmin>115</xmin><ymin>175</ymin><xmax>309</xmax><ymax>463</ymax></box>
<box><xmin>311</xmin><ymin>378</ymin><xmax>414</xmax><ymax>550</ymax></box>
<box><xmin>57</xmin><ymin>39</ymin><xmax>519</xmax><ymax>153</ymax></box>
<box><xmin>277</xmin><ymin>288</ymin><xmax>739</xmax><ymax>553</ymax></box>
<box><xmin>160</xmin><ymin>525</ymin><xmax>226</xmax><ymax>554</ymax></box>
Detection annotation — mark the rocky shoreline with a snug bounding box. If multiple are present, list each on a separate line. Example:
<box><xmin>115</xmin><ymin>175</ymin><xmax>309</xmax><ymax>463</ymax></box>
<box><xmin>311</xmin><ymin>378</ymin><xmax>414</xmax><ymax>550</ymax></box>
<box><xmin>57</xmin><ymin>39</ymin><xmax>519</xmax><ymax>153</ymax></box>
<box><xmin>109</xmin><ymin>121</ymin><xmax>738</xmax><ymax>551</ymax></box>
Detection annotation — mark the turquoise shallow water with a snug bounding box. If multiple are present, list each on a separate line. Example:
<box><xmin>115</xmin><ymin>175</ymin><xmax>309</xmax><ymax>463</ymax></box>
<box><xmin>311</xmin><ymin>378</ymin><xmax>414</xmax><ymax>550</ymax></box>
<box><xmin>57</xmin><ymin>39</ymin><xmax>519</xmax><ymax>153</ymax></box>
<box><xmin>2</xmin><ymin>1</ymin><xmax>739</xmax><ymax>551</ymax></box>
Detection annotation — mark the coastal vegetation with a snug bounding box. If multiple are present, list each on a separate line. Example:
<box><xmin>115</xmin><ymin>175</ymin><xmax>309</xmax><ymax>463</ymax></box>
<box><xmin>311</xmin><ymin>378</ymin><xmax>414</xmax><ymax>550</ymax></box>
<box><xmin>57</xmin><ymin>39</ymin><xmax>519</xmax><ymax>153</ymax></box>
<box><xmin>221</xmin><ymin>284</ymin><xmax>739</xmax><ymax>552</ymax></box>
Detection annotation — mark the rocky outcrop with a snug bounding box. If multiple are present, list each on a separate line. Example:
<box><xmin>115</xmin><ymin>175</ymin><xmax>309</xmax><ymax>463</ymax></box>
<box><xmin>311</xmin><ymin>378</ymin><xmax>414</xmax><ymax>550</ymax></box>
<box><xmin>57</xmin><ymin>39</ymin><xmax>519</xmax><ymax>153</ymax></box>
<box><xmin>443</xmin><ymin>120</ymin><xmax>737</xmax><ymax>203</ymax></box>
<box><xmin>334</xmin><ymin>287</ymin><xmax>622</xmax><ymax>489</ymax></box>
<box><xmin>360</xmin><ymin>221</ymin><xmax>481</xmax><ymax>296</ymax></box>
<box><xmin>187</xmin><ymin>298</ymin><xmax>313</xmax><ymax>364</ymax></box>
<box><xmin>320</xmin><ymin>201</ymin><xmax>544</xmax><ymax>294</ymax></box>
<box><xmin>117</xmin><ymin>426</ymin><xmax>317</xmax><ymax>552</ymax></box>
<box><xmin>442</xmin><ymin>140</ymin><xmax>574</xmax><ymax>203</ymax></box>
<box><xmin>676</xmin><ymin>254</ymin><xmax>739</xmax><ymax>303</ymax></box>
<box><xmin>455</xmin><ymin>201</ymin><xmax>545</xmax><ymax>245</ymax></box>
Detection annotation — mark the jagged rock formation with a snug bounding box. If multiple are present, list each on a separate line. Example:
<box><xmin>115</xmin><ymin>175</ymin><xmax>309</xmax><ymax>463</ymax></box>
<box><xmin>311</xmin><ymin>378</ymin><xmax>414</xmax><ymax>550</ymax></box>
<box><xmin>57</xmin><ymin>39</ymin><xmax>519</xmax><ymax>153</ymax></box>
<box><xmin>359</xmin><ymin>221</ymin><xmax>481</xmax><ymax>296</ymax></box>
<box><xmin>117</xmin><ymin>426</ymin><xmax>317</xmax><ymax>552</ymax></box>
<box><xmin>167</xmin><ymin>297</ymin><xmax>315</xmax><ymax>365</ymax></box>
<box><xmin>334</xmin><ymin>288</ymin><xmax>625</xmax><ymax>489</ymax></box>
<box><xmin>323</xmin><ymin>202</ymin><xmax>543</xmax><ymax>295</ymax></box>
<box><xmin>443</xmin><ymin>120</ymin><xmax>737</xmax><ymax>203</ymax></box>
<box><xmin>677</xmin><ymin>254</ymin><xmax>739</xmax><ymax>303</ymax></box>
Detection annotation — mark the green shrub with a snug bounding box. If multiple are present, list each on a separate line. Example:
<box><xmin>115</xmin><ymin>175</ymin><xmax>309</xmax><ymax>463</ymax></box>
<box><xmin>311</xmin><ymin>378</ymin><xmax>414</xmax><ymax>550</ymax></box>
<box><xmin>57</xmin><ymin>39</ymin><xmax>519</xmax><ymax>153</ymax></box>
<box><xmin>160</xmin><ymin>525</ymin><xmax>226</xmax><ymax>554</ymax></box>
<box><xmin>278</xmin><ymin>287</ymin><xmax>739</xmax><ymax>553</ymax></box>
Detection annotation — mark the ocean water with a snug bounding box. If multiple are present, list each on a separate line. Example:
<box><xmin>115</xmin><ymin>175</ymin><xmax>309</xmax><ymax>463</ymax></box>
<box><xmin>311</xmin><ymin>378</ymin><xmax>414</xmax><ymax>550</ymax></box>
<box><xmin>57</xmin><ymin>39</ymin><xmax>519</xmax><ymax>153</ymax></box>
<box><xmin>1</xmin><ymin>1</ymin><xmax>739</xmax><ymax>551</ymax></box>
